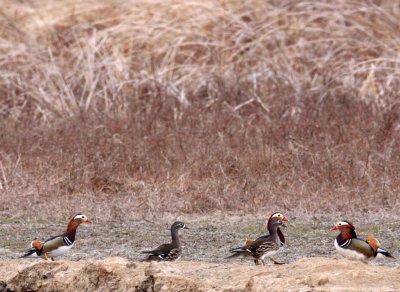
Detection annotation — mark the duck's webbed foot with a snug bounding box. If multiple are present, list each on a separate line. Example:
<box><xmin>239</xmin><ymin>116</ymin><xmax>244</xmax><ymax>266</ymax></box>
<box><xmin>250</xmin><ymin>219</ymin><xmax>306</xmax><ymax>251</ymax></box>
<box><xmin>270</xmin><ymin>257</ymin><xmax>285</xmax><ymax>265</ymax></box>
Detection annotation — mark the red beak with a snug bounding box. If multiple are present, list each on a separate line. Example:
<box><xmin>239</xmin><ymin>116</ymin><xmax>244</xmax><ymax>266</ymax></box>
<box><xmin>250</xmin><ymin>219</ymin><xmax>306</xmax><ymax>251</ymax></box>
<box><xmin>86</xmin><ymin>219</ymin><xmax>93</xmax><ymax>224</ymax></box>
<box><xmin>330</xmin><ymin>225</ymin><xmax>337</xmax><ymax>231</ymax></box>
<box><xmin>282</xmin><ymin>217</ymin><xmax>289</xmax><ymax>222</ymax></box>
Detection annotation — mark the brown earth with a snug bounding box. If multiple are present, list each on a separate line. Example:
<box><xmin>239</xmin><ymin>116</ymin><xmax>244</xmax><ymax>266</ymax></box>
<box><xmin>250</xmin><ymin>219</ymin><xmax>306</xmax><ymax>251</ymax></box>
<box><xmin>1</xmin><ymin>216</ymin><xmax>398</xmax><ymax>291</ymax></box>
<box><xmin>1</xmin><ymin>257</ymin><xmax>400</xmax><ymax>291</ymax></box>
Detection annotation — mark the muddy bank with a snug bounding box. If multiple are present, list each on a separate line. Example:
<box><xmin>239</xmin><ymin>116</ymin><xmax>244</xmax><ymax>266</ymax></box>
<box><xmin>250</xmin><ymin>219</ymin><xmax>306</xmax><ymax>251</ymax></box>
<box><xmin>1</xmin><ymin>257</ymin><xmax>399</xmax><ymax>291</ymax></box>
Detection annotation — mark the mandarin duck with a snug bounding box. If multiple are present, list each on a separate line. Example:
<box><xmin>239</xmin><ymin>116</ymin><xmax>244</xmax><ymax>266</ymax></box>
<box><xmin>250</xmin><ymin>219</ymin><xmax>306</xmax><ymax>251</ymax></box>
<box><xmin>227</xmin><ymin>216</ymin><xmax>288</xmax><ymax>265</ymax></box>
<box><xmin>240</xmin><ymin>212</ymin><xmax>288</xmax><ymax>264</ymax></box>
<box><xmin>141</xmin><ymin>221</ymin><xmax>189</xmax><ymax>261</ymax></box>
<box><xmin>331</xmin><ymin>220</ymin><xmax>394</xmax><ymax>260</ymax></box>
<box><xmin>21</xmin><ymin>214</ymin><xmax>92</xmax><ymax>261</ymax></box>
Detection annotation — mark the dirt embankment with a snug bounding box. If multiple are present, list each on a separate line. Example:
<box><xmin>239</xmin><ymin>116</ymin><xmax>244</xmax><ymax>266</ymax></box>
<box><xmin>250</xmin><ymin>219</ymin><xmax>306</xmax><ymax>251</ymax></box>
<box><xmin>1</xmin><ymin>257</ymin><xmax>399</xmax><ymax>291</ymax></box>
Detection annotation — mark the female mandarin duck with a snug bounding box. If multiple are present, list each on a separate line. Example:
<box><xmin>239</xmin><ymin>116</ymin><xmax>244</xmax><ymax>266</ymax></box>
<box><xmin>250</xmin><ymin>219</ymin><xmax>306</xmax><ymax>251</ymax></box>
<box><xmin>238</xmin><ymin>212</ymin><xmax>288</xmax><ymax>264</ymax></box>
<box><xmin>141</xmin><ymin>221</ymin><xmax>189</xmax><ymax>261</ymax></box>
<box><xmin>227</xmin><ymin>213</ymin><xmax>289</xmax><ymax>265</ymax></box>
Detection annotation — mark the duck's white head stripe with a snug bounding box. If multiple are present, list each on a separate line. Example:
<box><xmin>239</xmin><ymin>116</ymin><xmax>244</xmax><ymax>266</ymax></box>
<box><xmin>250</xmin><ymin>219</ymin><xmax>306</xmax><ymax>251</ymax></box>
<box><xmin>73</xmin><ymin>214</ymin><xmax>87</xmax><ymax>220</ymax></box>
<box><xmin>272</xmin><ymin>213</ymin><xmax>284</xmax><ymax>218</ymax></box>
<box><xmin>337</xmin><ymin>221</ymin><xmax>350</xmax><ymax>226</ymax></box>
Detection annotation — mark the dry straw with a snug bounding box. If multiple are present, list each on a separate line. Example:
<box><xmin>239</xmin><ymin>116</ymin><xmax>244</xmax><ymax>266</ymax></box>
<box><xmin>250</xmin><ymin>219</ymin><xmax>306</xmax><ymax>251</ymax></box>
<box><xmin>0</xmin><ymin>0</ymin><xmax>399</xmax><ymax>220</ymax></box>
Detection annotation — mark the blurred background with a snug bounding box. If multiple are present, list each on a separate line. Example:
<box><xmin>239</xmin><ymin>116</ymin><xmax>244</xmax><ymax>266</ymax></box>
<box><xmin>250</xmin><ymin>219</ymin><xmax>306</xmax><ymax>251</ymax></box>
<box><xmin>0</xmin><ymin>0</ymin><xmax>399</xmax><ymax>220</ymax></box>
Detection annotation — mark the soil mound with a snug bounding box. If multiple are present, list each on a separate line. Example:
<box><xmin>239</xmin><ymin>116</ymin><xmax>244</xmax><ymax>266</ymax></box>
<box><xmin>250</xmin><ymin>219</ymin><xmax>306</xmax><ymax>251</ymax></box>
<box><xmin>1</xmin><ymin>257</ymin><xmax>399</xmax><ymax>291</ymax></box>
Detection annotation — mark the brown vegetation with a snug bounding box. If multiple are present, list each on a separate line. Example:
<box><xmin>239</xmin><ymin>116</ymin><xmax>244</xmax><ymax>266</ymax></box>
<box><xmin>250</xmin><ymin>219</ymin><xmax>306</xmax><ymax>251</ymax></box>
<box><xmin>1</xmin><ymin>0</ymin><xmax>400</xmax><ymax>220</ymax></box>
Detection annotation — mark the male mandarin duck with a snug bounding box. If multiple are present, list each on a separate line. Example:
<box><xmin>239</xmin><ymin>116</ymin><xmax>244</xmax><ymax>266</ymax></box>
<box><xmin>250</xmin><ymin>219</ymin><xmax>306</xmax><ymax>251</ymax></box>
<box><xmin>330</xmin><ymin>220</ymin><xmax>394</xmax><ymax>260</ymax></box>
<box><xmin>227</xmin><ymin>215</ymin><xmax>288</xmax><ymax>265</ymax></box>
<box><xmin>238</xmin><ymin>212</ymin><xmax>288</xmax><ymax>264</ymax></box>
<box><xmin>141</xmin><ymin>221</ymin><xmax>189</xmax><ymax>261</ymax></box>
<box><xmin>21</xmin><ymin>214</ymin><xmax>92</xmax><ymax>261</ymax></box>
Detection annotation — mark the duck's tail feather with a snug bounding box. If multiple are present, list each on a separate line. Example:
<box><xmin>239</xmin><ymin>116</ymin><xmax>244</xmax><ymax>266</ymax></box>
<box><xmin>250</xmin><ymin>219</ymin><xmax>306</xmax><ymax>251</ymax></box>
<box><xmin>377</xmin><ymin>247</ymin><xmax>395</xmax><ymax>258</ymax></box>
<box><xmin>225</xmin><ymin>252</ymin><xmax>242</xmax><ymax>259</ymax></box>
<box><xmin>20</xmin><ymin>248</ymin><xmax>38</xmax><ymax>258</ymax></box>
<box><xmin>20</xmin><ymin>240</ymin><xmax>43</xmax><ymax>258</ymax></box>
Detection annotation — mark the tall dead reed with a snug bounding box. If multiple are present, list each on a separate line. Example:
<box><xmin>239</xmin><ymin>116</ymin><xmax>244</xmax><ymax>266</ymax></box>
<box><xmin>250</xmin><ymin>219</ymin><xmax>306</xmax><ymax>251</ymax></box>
<box><xmin>0</xmin><ymin>0</ymin><xmax>399</xmax><ymax>219</ymax></box>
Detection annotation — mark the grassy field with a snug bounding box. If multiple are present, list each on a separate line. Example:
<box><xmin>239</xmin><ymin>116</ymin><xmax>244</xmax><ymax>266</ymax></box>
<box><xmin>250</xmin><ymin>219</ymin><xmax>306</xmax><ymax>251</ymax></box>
<box><xmin>0</xmin><ymin>0</ymin><xmax>400</xmax><ymax>221</ymax></box>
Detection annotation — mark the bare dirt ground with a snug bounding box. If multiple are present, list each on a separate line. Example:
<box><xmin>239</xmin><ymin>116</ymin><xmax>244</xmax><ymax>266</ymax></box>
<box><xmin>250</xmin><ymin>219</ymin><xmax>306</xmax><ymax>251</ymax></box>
<box><xmin>1</xmin><ymin>257</ymin><xmax>400</xmax><ymax>291</ymax></box>
<box><xmin>0</xmin><ymin>215</ymin><xmax>398</xmax><ymax>291</ymax></box>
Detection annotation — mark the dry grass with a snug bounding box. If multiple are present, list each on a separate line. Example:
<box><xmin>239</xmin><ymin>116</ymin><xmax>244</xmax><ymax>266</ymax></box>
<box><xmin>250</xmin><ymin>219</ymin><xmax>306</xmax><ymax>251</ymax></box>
<box><xmin>1</xmin><ymin>0</ymin><xmax>400</xmax><ymax>220</ymax></box>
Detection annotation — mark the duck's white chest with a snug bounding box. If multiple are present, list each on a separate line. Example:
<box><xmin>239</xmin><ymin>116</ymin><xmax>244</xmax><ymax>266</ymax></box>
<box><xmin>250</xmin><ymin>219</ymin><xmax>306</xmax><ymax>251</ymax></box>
<box><xmin>334</xmin><ymin>239</ymin><xmax>366</xmax><ymax>260</ymax></box>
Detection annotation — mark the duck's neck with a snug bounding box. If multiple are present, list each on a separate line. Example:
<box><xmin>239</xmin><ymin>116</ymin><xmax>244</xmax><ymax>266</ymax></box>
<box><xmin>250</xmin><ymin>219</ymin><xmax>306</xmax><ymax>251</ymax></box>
<box><xmin>339</xmin><ymin>228</ymin><xmax>357</xmax><ymax>241</ymax></box>
<box><xmin>268</xmin><ymin>225</ymin><xmax>280</xmax><ymax>237</ymax></box>
<box><xmin>171</xmin><ymin>228</ymin><xmax>180</xmax><ymax>245</ymax></box>
<box><xmin>277</xmin><ymin>227</ymin><xmax>285</xmax><ymax>244</ymax></box>
<box><xmin>66</xmin><ymin>220</ymin><xmax>80</xmax><ymax>242</ymax></box>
